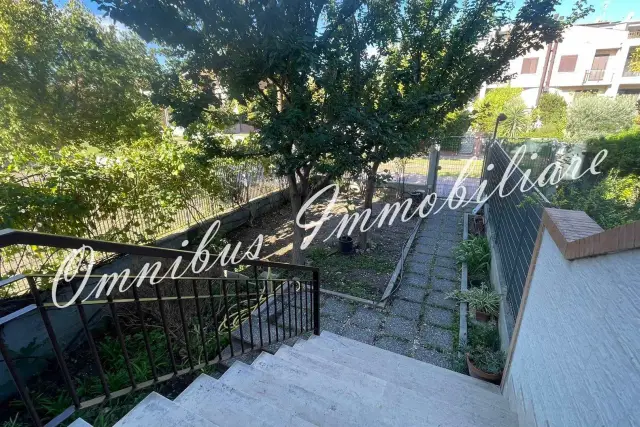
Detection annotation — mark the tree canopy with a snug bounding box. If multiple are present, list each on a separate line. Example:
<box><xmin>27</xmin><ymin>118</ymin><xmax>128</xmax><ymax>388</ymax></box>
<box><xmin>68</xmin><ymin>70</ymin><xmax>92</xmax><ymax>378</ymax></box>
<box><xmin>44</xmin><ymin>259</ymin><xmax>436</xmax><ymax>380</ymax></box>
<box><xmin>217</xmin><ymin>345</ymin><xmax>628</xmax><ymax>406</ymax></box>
<box><xmin>95</xmin><ymin>0</ymin><xmax>590</xmax><ymax>263</ymax></box>
<box><xmin>0</xmin><ymin>0</ymin><xmax>161</xmax><ymax>155</ymax></box>
<box><xmin>0</xmin><ymin>1</ymin><xmax>230</xmax><ymax>276</ymax></box>
<box><xmin>566</xmin><ymin>93</ymin><xmax>638</xmax><ymax>142</ymax></box>
<box><xmin>472</xmin><ymin>87</ymin><xmax>524</xmax><ymax>135</ymax></box>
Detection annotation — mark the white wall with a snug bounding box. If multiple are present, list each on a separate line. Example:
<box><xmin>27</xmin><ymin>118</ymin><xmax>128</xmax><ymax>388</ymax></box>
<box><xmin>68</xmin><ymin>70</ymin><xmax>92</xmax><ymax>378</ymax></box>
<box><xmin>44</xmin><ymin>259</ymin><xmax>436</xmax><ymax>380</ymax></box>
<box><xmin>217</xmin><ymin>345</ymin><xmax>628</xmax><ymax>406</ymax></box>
<box><xmin>485</xmin><ymin>24</ymin><xmax>638</xmax><ymax>101</ymax></box>
<box><xmin>504</xmin><ymin>230</ymin><xmax>640</xmax><ymax>426</ymax></box>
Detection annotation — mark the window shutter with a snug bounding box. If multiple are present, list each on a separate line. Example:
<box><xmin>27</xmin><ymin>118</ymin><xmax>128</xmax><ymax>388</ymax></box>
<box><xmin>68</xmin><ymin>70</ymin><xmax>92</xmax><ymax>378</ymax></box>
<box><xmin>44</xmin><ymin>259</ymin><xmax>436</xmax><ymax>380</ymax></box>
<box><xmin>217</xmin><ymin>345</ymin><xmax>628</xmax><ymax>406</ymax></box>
<box><xmin>521</xmin><ymin>58</ymin><xmax>539</xmax><ymax>74</ymax></box>
<box><xmin>558</xmin><ymin>55</ymin><xmax>578</xmax><ymax>72</ymax></box>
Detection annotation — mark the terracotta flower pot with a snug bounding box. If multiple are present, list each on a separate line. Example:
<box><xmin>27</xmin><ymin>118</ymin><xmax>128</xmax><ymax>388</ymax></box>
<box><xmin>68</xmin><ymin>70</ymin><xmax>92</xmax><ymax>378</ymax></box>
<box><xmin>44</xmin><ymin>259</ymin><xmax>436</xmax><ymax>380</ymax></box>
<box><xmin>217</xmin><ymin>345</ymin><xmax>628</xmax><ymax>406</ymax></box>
<box><xmin>475</xmin><ymin>310</ymin><xmax>492</xmax><ymax>322</ymax></box>
<box><xmin>466</xmin><ymin>353</ymin><xmax>502</xmax><ymax>384</ymax></box>
<box><xmin>468</xmin><ymin>277</ymin><xmax>484</xmax><ymax>288</ymax></box>
<box><xmin>473</xmin><ymin>215</ymin><xmax>485</xmax><ymax>235</ymax></box>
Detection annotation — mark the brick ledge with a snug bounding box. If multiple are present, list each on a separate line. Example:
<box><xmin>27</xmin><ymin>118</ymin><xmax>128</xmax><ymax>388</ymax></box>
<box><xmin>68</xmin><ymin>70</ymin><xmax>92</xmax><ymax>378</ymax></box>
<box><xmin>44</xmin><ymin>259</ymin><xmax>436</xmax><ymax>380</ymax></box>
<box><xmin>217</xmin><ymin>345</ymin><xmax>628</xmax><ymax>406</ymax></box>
<box><xmin>542</xmin><ymin>208</ymin><xmax>640</xmax><ymax>260</ymax></box>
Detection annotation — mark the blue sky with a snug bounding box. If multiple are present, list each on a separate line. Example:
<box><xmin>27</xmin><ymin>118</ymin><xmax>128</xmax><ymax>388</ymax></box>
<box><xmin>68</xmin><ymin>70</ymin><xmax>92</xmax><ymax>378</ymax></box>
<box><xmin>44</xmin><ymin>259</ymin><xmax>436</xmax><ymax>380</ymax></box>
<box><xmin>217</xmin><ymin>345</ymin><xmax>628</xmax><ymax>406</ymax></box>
<box><xmin>65</xmin><ymin>0</ymin><xmax>639</xmax><ymax>25</ymax></box>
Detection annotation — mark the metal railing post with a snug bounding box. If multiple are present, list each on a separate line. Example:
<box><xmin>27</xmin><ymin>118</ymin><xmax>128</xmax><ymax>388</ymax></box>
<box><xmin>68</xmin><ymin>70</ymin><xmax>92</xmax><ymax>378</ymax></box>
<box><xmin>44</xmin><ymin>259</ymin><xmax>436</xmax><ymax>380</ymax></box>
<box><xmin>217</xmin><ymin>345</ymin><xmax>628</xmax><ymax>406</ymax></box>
<box><xmin>27</xmin><ymin>277</ymin><xmax>81</xmax><ymax>408</ymax></box>
<box><xmin>0</xmin><ymin>329</ymin><xmax>42</xmax><ymax>426</ymax></box>
<box><xmin>312</xmin><ymin>269</ymin><xmax>320</xmax><ymax>336</ymax></box>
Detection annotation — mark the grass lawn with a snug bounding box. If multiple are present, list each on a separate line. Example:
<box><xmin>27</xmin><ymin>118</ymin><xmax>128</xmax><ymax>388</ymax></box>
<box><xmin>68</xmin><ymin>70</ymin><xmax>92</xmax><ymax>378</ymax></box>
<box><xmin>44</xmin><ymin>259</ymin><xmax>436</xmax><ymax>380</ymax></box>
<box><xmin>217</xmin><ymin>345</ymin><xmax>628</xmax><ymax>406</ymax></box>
<box><xmin>381</xmin><ymin>157</ymin><xmax>484</xmax><ymax>179</ymax></box>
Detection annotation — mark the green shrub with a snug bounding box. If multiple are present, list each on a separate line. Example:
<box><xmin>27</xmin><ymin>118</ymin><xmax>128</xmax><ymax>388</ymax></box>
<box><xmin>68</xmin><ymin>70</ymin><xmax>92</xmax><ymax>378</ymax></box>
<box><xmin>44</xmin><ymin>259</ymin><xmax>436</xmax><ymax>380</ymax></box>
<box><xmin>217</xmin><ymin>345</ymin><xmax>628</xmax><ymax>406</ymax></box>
<box><xmin>527</xmin><ymin>93</ymin><xmax>567</xmax><ymax>138</ymax></box>
<box><xmin>586</xmin><ymin>128</ymin><xmax>640</xmax><ymax>176</ymax></box>
<box><xmin>454</xmin><ymin>236</ymin><xmax>491</xmax><ymax>278</ymax></box>
<box><xmin>472</xmin><ymin>87</ymin><xmax>523</xmax><ymax>134</ymax></box>
<box><xmin>566</xmin><ymin>94</ymin><xmax>638</xmax><ymax>142</ymax></box>
<box><xmin>469</xmin><ymin>321</ymin><xmax>501</xmax><ymax>350</ymax></box>
<box><xmin>553</xmin><ymin>171</ymin><xmax>640</xmax><ymax>229</ymax></box>
<box><xmin>447</xmin><ymin>285</ymin><xmax>500</xmax><ymax>316</ymax></box>
<box><xmin>468</xmin><ymin>347</ymin><xmax>505</xmax><ymax>375</ymax></box>
<box><xmin>437</xmin><ymin>110</ymin><xmax>472</xmax><ymax>137</ymax></box>
<box><xmin>502</xmin><ymin>97</ymin><xmax>531</xmax><ymax>138</ymax></box>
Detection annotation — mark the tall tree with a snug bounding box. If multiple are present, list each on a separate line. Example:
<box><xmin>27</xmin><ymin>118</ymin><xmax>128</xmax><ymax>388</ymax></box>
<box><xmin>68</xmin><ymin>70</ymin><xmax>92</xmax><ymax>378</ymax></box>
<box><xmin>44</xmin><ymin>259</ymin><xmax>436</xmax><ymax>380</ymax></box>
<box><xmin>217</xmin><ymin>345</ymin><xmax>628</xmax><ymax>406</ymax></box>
<box><xmin>95</xmin><ymin>0</ymin><xmax>590</xmax><ymax>263</ymax></box>
<box><xmin>0</xmin><ymin>0</ymin><xmax>161</xmax><ymax>155</ymax></box>
<box><xmin>96</xmin><ymin>0</ymin><xmax>366</xmax><ymax>264</ymax></box>
<box><xmin>327</xmin><ymin>0</ymin><xmax>589</xmax><ymax>248</ymax></box>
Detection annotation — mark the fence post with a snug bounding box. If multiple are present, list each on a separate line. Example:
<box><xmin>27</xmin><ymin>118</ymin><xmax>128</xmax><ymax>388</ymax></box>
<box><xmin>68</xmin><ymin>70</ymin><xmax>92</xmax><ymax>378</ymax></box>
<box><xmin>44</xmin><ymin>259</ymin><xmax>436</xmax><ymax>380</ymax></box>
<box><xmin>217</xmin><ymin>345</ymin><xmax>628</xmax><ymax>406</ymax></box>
<box><xmin>480</xmin><ymin>139</ymin><xmax>492</xmax><ymax>186</ymax></box>
<box><xmin>426</xmin><ymin>145</ymin><xmax>440</xmax><ymax>195</ymax></box>
<box><xmin>312</xmin><ymin>269</ymin><xmax>320</xmax><ymax>336</ymax></box>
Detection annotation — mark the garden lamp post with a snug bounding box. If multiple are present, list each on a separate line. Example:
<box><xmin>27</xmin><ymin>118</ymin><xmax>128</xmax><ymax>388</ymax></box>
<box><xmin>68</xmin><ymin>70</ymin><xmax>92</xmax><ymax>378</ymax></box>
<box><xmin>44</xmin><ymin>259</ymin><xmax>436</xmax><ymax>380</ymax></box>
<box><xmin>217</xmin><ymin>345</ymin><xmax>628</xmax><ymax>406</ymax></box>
<box><xmin>492</xmin><ymin>113</ymin><xmax>508</xmax><ymax>140</ymax></box>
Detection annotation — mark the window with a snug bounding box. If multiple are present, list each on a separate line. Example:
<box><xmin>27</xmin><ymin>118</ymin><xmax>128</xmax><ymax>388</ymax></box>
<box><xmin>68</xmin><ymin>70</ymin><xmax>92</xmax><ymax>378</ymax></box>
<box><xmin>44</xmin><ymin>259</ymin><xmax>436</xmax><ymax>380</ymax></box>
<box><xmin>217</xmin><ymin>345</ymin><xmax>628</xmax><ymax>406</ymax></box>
<box><xmin>558</xmin><ymin>55</ymin><xmax>578</xmax><ymax>72</ymax></box>
<box><xmin>521</xmin><ymin>57</ymin><xmax>539</xmax><ymax>74</ymax></box>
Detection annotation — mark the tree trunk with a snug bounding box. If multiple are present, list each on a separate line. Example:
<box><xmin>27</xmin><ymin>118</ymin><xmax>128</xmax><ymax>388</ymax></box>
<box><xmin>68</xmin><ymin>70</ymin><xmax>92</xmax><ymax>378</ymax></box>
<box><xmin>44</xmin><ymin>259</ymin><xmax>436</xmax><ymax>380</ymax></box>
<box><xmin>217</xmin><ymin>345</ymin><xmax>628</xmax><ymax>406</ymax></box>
<box><xmin>358</xmin><ymin>161</ymin><xmax>381</xmax><ymax>250</ymax></box>
<box><xmin>288</xmin><ymin>174</ymin><xmax>306</xmax><ymax>265</ymax></box>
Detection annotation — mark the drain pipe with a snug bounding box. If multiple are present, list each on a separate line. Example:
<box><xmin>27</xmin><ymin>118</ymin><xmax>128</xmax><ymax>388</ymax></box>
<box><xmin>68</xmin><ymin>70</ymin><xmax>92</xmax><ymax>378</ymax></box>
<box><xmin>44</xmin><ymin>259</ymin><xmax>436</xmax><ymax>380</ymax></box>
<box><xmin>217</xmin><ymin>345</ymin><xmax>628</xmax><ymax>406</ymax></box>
<box><xmin>544</xmin><ymin>40</ymin><xmax>559</xmax><ymax>92</ymax></box>
<box><xmin>536</xmin><ymin>42</ymin><xmax>553</xmax><ymax>106</ymax></box>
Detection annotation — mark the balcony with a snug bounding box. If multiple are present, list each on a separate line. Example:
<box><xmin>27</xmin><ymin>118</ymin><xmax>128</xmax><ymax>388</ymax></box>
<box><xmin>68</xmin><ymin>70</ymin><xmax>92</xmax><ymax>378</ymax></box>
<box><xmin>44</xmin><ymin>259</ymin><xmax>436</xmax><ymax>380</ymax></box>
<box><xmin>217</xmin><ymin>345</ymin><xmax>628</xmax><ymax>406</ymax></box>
<box><xmin>583</xmin><ymin>69</ymin><xmax>612</xmax><ymax>84</ymax></box>
<box><xmin>629</xmin><ymin>30</ymin><xmax>640</xmax><ymax>39</ymax></box>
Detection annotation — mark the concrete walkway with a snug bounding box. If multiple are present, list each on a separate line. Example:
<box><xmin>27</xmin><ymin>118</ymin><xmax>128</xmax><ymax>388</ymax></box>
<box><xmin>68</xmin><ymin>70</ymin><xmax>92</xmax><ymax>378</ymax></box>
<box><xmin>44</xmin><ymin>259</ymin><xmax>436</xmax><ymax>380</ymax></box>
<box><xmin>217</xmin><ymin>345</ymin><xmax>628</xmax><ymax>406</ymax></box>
<box><xmin>318</xmin><ymin>206</ymin><xmax>464</xmax><ymax>371</ymax></box>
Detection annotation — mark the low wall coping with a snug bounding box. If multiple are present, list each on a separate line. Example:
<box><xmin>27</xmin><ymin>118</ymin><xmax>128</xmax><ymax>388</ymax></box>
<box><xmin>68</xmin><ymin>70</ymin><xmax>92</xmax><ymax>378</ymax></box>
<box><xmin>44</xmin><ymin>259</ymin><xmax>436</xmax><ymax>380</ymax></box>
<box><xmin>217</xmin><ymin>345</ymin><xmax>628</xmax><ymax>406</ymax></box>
<box><xmin>543</xmin><ymin>208</ymin><xmax>640</xmax><ymax>260</ymax></box>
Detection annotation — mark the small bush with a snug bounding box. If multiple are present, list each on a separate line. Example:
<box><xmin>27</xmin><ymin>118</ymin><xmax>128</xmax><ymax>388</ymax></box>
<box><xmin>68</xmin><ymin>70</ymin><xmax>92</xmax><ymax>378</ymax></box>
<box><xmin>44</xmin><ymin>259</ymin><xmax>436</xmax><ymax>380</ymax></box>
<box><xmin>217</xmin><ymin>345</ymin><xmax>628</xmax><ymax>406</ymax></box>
<box><xmin>566</xmin><ymin>94</ymin><xmax>638</xmax><ymax>142</ymax></box>
<box><xmin>469</xmin><ymin>321</ymin><xmax>501</xmax><ymax>350</ymax></box>
<box><xmin>586</xmin><ymin>128</ymin><xmax>640</xmax><ymax>176</ymax></box>
<box><xmin>472</xmin><ymin>87</ymin><xmax>524</xmax><ymax>134</ymax></box>
<box><xmin>447</xmin><ymin>285</ymin><xmax>500</xmax><ymax>316</ymax></box>
<box><xmin>553</xmin><ymin>171</ymin><xmax>640</xmax><ymax>229</ymax></box>
<box><xmin>527</xmin><ymin>93</ymin><xmax>567</xmax><ymax>138</ymax></box>
<box><xmin>454</xmin><ymin>236</ymin><xmax>491</xmax><ymax>278</ymax></box>
<box><xmin>468</xmin><ymin>347</ymin><xmax>505</xmax><ymax>375</ymax></box>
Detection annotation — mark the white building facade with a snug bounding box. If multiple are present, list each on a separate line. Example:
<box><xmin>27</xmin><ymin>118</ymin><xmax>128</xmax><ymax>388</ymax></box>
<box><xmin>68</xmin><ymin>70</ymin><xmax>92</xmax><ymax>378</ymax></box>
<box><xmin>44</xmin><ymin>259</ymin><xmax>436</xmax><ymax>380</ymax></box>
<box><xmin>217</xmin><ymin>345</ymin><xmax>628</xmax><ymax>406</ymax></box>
<box><xmin>479</xmin><ymin>20</ymin><xmax>640</xmax><ymax>107</ymax></box>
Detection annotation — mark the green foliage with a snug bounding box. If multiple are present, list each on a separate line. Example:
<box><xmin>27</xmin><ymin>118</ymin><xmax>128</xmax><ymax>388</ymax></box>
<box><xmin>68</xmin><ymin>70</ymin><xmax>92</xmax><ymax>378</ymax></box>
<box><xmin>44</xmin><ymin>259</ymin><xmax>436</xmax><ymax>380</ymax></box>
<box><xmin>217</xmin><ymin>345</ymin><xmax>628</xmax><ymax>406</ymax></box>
<box><xmin>6</xmin><ymin>324</ymin><xmax>230</xmax><ymax>425</ymax></box>
<box><xmin>553</xmin><ymin>171</ymin><xmax>640</xmax><ymax>230</ymax></box>
<box><xmin>0</xmin><ymin>0</ymin><xmax>161</xmax><ymax>153</ymax></box>
<box><xmin>95</xmin><ymin>0</ymin><xmax>591</xmax><ymax>262</ymax></box>
<box><xmin>528</xmin><ymin>92</ymin><xmax>567</xmax><ymax>138</ymax></box>
<box><xmin>0</xmin><ymin>138</ymin><xmax>231</xmax><ymax>277</ymax></box>
<box><xmin>436</xmin><ymin>110</ymin><xmax>473</xmax><ymax>138</ymax></box>
<box><xmin>630</xmin><ymin>46</ymin><xmax>640</xmax><ymax>74</ymax></box>
<box><xmin>454</xmin><ymin>236</ymin><xmax>491</xmax><ymax>278</ymax></box>
<box><xmin>566</xmin><ymin>94</ymin><xmax>638</xmax><ymax>142</ymax></box>
<box><xmin>586</xmin><ymin>128</ymin><xmax>640</xmax><ymax>176</ymax></box>
<box><xmin>469</xmin><ymin>321</ymin><xmax>501</xmax><ymax>350</ymax></box>
<box><xmin>447</xmin><ymin>285</ymin><xmax>500</xmax><ymax>316</ymax></box>
<box><xmin>0</xmin><ymin>1</ymin><xmax>254</xmax><ymax>278</ymax></box>
<box><xmin>468</xmin><ymin>346</ymin><xmax>505</xmax><ymax>375</ymax></box>
<box><xmin>502</xmin><ymin>97</ymin><xmax>532</xmax><ymax>138</ymax></box>
<box><xmin>1</xmin><ymin>414</ymin><xmax>27</xmax><ymax>427</ymax></box>
<box><xmin>473</xmin><ymin>87</ymin><xmax>524</xmax><ymax>134</ymax></box>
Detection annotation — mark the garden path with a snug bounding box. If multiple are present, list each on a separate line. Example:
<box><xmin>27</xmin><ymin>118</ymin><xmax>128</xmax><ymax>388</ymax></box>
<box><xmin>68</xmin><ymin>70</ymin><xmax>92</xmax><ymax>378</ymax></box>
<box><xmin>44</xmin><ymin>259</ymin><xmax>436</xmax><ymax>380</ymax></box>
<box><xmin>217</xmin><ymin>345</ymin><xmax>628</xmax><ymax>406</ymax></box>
<box><xmin>317</xmin><ymin>203</ymin><xmax>466</xmax><ymax>372</ymax></box>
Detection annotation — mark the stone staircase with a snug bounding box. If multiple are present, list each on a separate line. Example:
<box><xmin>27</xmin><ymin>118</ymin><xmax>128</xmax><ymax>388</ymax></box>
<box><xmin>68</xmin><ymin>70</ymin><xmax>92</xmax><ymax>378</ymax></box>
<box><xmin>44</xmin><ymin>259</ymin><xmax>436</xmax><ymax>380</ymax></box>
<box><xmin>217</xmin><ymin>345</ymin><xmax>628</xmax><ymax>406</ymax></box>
<box><xmin>72</xmin><ymin>331</ymin><xmax>518</xmax><ymax>427</ymax></box>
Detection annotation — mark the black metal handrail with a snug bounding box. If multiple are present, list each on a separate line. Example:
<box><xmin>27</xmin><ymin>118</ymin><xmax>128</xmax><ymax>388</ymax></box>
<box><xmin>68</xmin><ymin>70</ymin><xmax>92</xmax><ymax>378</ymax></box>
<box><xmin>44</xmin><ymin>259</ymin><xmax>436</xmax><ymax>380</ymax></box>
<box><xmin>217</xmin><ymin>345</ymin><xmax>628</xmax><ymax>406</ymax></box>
<box><xmin>0</xmin><ymin>229</ymin><xmax>320</xmax><ymax>427</ymax></box>
<box><xmin>0</xmin><ymin>229</ymin><xmax>318</xmax><ymax>272</ymax></box>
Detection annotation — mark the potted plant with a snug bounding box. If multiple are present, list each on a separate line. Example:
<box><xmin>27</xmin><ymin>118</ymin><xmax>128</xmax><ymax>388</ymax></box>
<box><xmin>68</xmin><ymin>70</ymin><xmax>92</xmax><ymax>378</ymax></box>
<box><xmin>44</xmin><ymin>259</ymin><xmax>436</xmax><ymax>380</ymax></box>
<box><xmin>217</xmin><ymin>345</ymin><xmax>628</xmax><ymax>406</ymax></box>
<box><xmin>338</xmin><ymin>235</ymin><xmax>354</xmax><ymax>254</ymax></box>
<box><xmin>454</xmin><ymin>237</ymin><xmax>491</xmax><ymax>287</ymax></box>
<box><xmin>472</xmin><ymin>214</ymin><xmax>485</xmax><ymax>236</ymax></box>
<box><xmin>446</xmin><ymin>285</ymin><xmax>500</xmax><ymax>322</ymax></box>
<box><xmin>466</xmin><ymin>346</ymin><xmax>505</xmax><ymax>384</ymax></box>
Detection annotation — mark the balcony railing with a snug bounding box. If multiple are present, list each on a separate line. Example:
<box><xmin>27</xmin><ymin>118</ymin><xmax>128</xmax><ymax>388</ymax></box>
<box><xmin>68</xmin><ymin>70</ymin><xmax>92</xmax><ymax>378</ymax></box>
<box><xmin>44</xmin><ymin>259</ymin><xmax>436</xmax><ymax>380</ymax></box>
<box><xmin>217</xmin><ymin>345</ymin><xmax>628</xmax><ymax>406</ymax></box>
<box><xmin>622</xmin><ymin>69</ymin><xmax>640</xmax><ymax>78</ymax></box>
<box><xmin>0</xmin><ymin>230</ymin><xmax>320</xmax><ymax>426</ymax></box>
<box><xmin>583</xmin><ymin>69</ymin><xmax>609</xmax><ymax>84</ymax></box>
<box><xmin>628</xmin><ymin>30</ymin><xmax>640</xmax><ymax>39</ymax></box>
